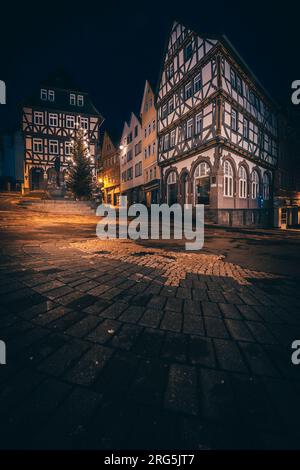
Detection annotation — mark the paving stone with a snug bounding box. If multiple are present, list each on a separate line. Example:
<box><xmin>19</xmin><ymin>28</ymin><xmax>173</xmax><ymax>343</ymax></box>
<box><xmin>37</xmin><ymin>339</ymin><xmax>90</xmax><ymax>377</ymax></box>
<box><xmin>237</xmin><ymin>304</ymin><xmax>262</xmax><ymax>321</ymax></box>
<box><xmin>238</xmin><ymin>342</ymin><xmax>280</xmax><ymax>377</ymax></box>
<box><xmin>246</xmin><ymin>321</ymin><xmax>278</xmax><ymax>345</ymax></box>
<box><xmin>94</xmin><ymin>351</ymin><xmax>139</xmax><ymax>397</ymax></box>
<box><xmin>33</xmin><ymin>387</ymin><xmax>102</xmax><ymax>448</ymax></box>
<box><xmin>133</xmin><ymin>328</ymin><xmax>165</xmax><ymax>357</ymax></box>
<box><xmin>204</xmin><ymin>317</ymin><xmax>230</xmax><ymax>339</ymax></box>
<box><xmin>201</xmin><ymin>301</ymin><xmax>222</xmax><ymax>318</ymax></box>
<box><xmin>138</xmin><ymin>308</ymin><xmax>164</xmax><ymax>328</ymax></box>
<box><xmin>160</xmin><ymin>311</ymin><xmax>182</xmax><ymax>332</ymax></box>
<box><xmin>33</xmin><ymin>280</ymin><xmax>65</xmax><ymax>294</ymax></box>
<box><xmin>45</xmin><ymin>285</ymin><xmax>74</xmax><ymax>300</ymax></box>
<box><xmin>130</xmin><ymin>359</ymin><xmax>169</xmax><ymax>406</ymax></box>
<box><xmin>147</xmin><ymin>295</ymin><xmax>167</xmax><ymax>310</ymax></box>
<box><xmin>183</xmin><ymin>314</ymin><xmax>205</xmax><ymax>336</ymax></box>
<box><xmin>207</xmin><ymin>291</ymin><xmax>226</xmax><ymax>303</ymax></box>
<box><xmin>214</xmin><ymin>339</ymin><xmax>248</xmax><ymax>373</ymax></box>
<box><xmin>218</xmin><ymin>303</ymin><xmax>242</xmax><ymax>320</ymax></box>
<box><xmin>65</xmin><ymin>315</ymin><xmax>102</xmax><ymax>338</ymax></box>
<box><xmin>161</xmin><ymin>332</ymin><xmax>188</xmax><ymax>363</ymax></box>
<box><xmin>83</xmin><ymin>298</ymin><xmax>112</xmax><ymax>315</ymax></box>
<box><xmin>118</xmin><ymin>305</ymin><xmax>145</xmax><ymax>323</ymax></box>
<box><xmin>164</xmin><ymin>364</ymin><xmax>198</xmax><ymax>415</ymax></box>
<box><xmin>225</xmin><ymin>319</ymin><xmax>255</xmax><ymax>342</ymax></box>
<box><xmin>183</xmin><ymin>299</ymin><xmax>202</xmax><ymax>315</ymax></box>
<box><xmin>86</xmin><ymin>318</ymin><xmax>121</xmax><ymax>344</ymax></box>
<box><xmin>48</xmin><ymin>310</ymin><xmax>85</xmax><ymax>331</ymax></box>
<box><xmin>199</xmin><ymin>368</ymin><xmax>238</xmax><ymax>423</ymax></box>
<box><xmin>65</xmin><ymin>344</ymin><xmax>113</xmax><ymax>385</ymax></box>
<box><xmin>192</xmin><ymin>289</ymin><xmax>208</xmax><ymax>301</ymax></box>
<box><xmin>66</xmin><ymin>294</ymin><xmax>98</xmax><ymax>310</ymax></box>
<box><xmin>165</xmin><ymin>297</ymin><xmax>183</xmax><ymax>313</ymax></box>
<box><xmin>33</xmin><ymin>305</ymin><xmax>73</xmax><ymax>326</ymax></box>
<box><xmin>110</xmin><ymin>323</ymin><xmax>143</xmax><ymax>351</ymax></box>
<box><xmin>189</xmin><ymin>336</ymin><xmax>216</xmax><ymax>368</ymax></box>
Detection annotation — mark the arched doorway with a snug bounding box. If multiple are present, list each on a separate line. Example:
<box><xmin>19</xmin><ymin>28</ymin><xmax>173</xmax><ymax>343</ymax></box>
<box><xmin>194</xmin><ymin>162</ymin><xmax>210</xmax><ymax>205</ymax></box>
<box><xmin>166</xmin><ymin>171</ymin><xmax>178</xmax><ymax>205</ymax></box>
<box><xmin>181</xmin><ymin>172</ymin><xmax>189</xmax><ymax>205</ymax></box>
<box><xmin>30</xmin><ymin>168</ymin><xmax>44</xmax><ymax>190</ymax></box>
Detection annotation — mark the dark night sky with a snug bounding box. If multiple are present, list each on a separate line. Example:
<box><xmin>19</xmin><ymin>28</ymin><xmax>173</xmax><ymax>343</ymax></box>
<box><xmin>1</xmin><ymin>0</ymin><xmax>299</xmax><ymax>139</ymax></box>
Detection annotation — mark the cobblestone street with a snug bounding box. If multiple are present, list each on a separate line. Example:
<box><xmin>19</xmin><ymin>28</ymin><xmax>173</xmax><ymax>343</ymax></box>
<box><xmin>0</xmin><ymin>194</ymin><xmax>300</xmax><ymax>449</ymax></box>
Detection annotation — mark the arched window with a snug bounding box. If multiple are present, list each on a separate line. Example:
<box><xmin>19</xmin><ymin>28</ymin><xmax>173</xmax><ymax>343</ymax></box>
<box><xmin>167</xmin><ymin>171</ymin><xmax>177</xmax><ymax>205</ymax></box>
<box><xmin>263</xmin><ymin>172</ymin><xmax>271</xmax><ymax>200</ymax></box>
<box><xmin>194</xmin><ymin>162</ymin><xmax>210</xmax><ymax>205</ymax></box>
<box><xmin>238</xmin><ymin>166</ymin><xmax>247</xmax><ymax>199</ymax></box>
<box><xmin>251</xmin><ymin>170</ymin><xmax>260</xmax><ymax>199</ymax></box>
<box><xmin>223</xmin><ymin>160</ymin><xmax>234</xmax><ymax>197</ymax></box>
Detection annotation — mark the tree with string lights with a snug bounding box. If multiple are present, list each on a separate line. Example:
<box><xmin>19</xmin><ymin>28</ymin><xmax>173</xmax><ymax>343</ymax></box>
<box><xmin>66</xmin><ymin>125</ymin><xmax>94</xmax><ymax>199</ymax></box>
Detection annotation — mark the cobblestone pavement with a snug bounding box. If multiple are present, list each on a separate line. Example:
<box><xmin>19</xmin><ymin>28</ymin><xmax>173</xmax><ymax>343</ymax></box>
<box><xmin>0</xmin><ymin>194</ymin><xmax>300</xmax><ymax>449</ymax></box>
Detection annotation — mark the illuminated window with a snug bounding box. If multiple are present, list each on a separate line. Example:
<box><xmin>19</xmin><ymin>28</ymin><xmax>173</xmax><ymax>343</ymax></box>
<box><xmin>77</xmin><ymin>95</ymin><xmax>84</xmax><ymax>106</ymax></box>
<box><xmin>33</xmin><ymin>138</ymin><xmax>43</xmax><ymax>153</ymax></box>
<box><xmin>49</xmin><ymin>113</ymin><xmax>58</xmax><ymax>127</ymax></box>
<box><xmin>80</xmin><ymin>117</ymin><xmax>88</xmax><ymax>129</ymax></box>
<box><xmin>70</xmin><ymin>94</ymin><xmax>76</xmax><ymax>105</ymax></box>
<box><xmin>49</xmin><ymin>140</ymin><xmax>59</xmax><ymax>154</ymax></box>
<box><xmin>66</xmin><ymin>115</ymin><xmax>75</xmax><ymax>128</ymax></box>
<box><xmin>251</xmin><ymin>170</ymin><xmax>260</xmax><ymax>199</ymax></box>
<box><xmin>34</xmin><ymin>112</ymin><xmax>44</xmax><ymax>125</ymax></box>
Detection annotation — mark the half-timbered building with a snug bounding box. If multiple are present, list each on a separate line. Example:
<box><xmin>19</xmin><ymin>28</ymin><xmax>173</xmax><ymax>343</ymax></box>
<box><xmin>22</xmin><ymin>70</ymin><xmax>103</xmax><ymax>190</ymax></box>
<box><xmin>157</xmin><ymin>21</ymin><xmax>279</xmax><ymax>226</ymax></box>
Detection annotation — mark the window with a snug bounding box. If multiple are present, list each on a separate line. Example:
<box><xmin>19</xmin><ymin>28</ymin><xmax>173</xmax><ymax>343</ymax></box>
<box><xmin>184</xmin><ymin>42</ymin><xmax>193</xmax><ymax>61</ymax></box>
<box><xmin>249</xmin><ymin>90</ymin><xmax>260</xmax><ymax>112</ymax></box>
<box><xmin>194</xmin><ymin>73</ymin><xmax>201</xmax><ymax>93</ymax></box>
<box><xmin>236</xmin><ymin>75</ymin><xmax>243</xmax><ymax>96</ymax></box>
<box><xmin>243</xmin><ymin>118</ymin><xmax>249</xmax><ymax>139</ymax></box>
<box><xmin>49</xmin><ymin>140</ymin><xmax>58</xmax><ymax>154</ymax></box>
<box><xmin>167</xmin><ymin>62</ymin><xmax>174</xmax><ymax>79</ymax></box>
<box><xmin>152</xmin><ymin>120</ymin><xmax>156</xmax><ymax>131</ymax></box>
<box><xmin>70</xmin><ymin>94</ymin><xmax>76</xmax><ymax>105</ymax></box>
<box><xmin>223</xmin><ymin>160</ymin><xmax>234</xmax><ymax>197</ymax></box>
<box><xmin>48</xmin><ymin>90</ymin><xmax>55</xmax><ymax>101</ymax></box>
<box><xmin>41</xmin><ymin>89</ymin><xmax>54</xmax><ymax>101</ymax></box>
<box><xmin>66</xmin><ymin>115</ymin><xmax>75</xmax><ymax>128</ymax></box>
<box><xmin>127</xmin><ymin>150</ymin><xmax>133</xmax><ymax>162</ymax></box>
<box><xmin>162</xmin><ymin>104</ymin><xmax>168</xmax><ymax>119</ymax></box>
<box><xmin>163</xmin><ymin>134</ymin><xmax>170</xmax><ymax>151</ymax></box>
<box><xmin>268</xmin><ymin>136</ymin><xmax>272</xmax><ymax>154</ymax></box>
<box><xmin>134</xmin><ymin>125</ymin><xmax>138</xmax><ymax>138</ymax></box>
<box><xmin>167</xmin><ymin>171</ymin><xmax>177</xmax><ymax>184</ymax></box>
<box><xmin>135</xmin><ymin>161</ymin><xmax>142</xmax><ymax>177</ymax></box>
<box><xmin>33</xmin><ymin>138</ymin><xmax>43</xmax><ymax>153</ymax></box>
<box><xmin>150</xmin><ymin>169</ymin><xmax>153</xmax><ymax>180</ymax></box>
<box><xmin>239</xmin><ymin>166</ymin><xmax>247</xmax><ymax>198</ymax></box>
<box><xmin>77</xmin><ymin>95</ymin><xmax>84</xmax><ymax>106</ymax></box>
<box><xmin>148</xmin><ymin>123</ymin><xmax>151</xmax><ymax>135</ymax></box>
<box><xmin>148</xmin><ymin>145</ymin><xmax>151</xmax><ymax>157</ymax></box>
<box><xmin>41</xmin><ymin>89</ymin><xmax>47</xmax><ymax>100</ymax></box>
<box><xmin>168</xmin><ymin>98</ymin><xmax>174</xmax><ymax>114</ymax></box>
<box><xmin>230</xmin><ymin>68</ymin><xmax>237</xmax><ymax>89</ymax></box>
<box><xmin>81</xmin><ymin>117</ymin><xmax>88</xmax><ymax>129</ymax></box>
<box><xmin>144</xmin><ymin>148</ymin><xmax>147</xmax><ymax>158</ymax></box>
<box><xmin>185</xmin><ymin>82</ymin><xmax>192</xmax><ymax>100</ymax></box>
<box><xmin>127</xmin><ymin>167</ymin><xmax>133</xmax><ymax>180</ymax></box>
<box><xmin>34</xmin><ymin>112</ymin><xmax>44</xmax><ymax>125</ymax></box>
<box><xmin>195</xmin><ymin>114</ymin><xmax>202</xmax><ymax>135</ymax></box>
<box><xmin>135</xmin><ymin>141</ymin><xmax>141</xmax><ymax>155</ymax></box>
<box><xmin>170</xmin><ymin>129</ymin><xmax>176</xmax><ymax>147</ymax></box>
<box><xmin>144</xmin><ymin>128</ymin><xmax>147</xmax><ymax>138</ymax></box>
<box><xmin>251</xmin><ymin>170</ymin><xmax>259</xmax><ymax>199</ymax></box>
<box><xmin>187</xmin><ymin>119</ymin><xmax>193</xmax><ymax>138</ymax></box>
<box><xmin>231</xmin><ymin>109</ymin><xmax>238</xmax><ymax>131</ymax></box>
<box><xmin>263</xmin><ymin>173</ymin><xmax>271</xmax><ymax>200</ymax></box>
<box><xmin>154</xmin><ymin>166</ymin><xmax>157</xmax><ymax>178</ymax></box>
<box><xmin>65</xmin><ymin>141</ymin><xmax>72</xmax><ymax>155</ymax></box>
<box><xmin>127</xmin><ymin>132</ymin><xmax>133</xmax><ymax>144</ymax></box>
<box><xmin>49</xmin><ymin>113</ymin><xmax>58</xmax><ymax>127</ymax></box>
<box><xmin>152</xmin><ymin>142</ymin><xmax>156</xmax><ymax>154</ymax></box>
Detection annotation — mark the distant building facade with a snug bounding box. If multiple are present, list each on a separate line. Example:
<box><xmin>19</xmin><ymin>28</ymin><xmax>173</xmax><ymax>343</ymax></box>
<box><xmin>140</xmin><ymin>81</ymin><xmax>159</xmax><ymax>205</ymax></box>
<box><xmin>157</xmin><ymin>21</ymin><xmax>279</xmax><ymax>227</ymax></box>
<box><xmin>120</xmin><ymin>113</ymin><xmax>144</xmax><ymax>204</ymax></box>
<box><xmin>22</xmin><ymin>70</ymin><xmax>103</xmax><ymax>191</ymax></box>
<box><xmin>0</xmin><ymin>130</ymin><xmax>24</xmax><ymax>190</ymax></box>
<box><xmin>100</xmin><ymin>131</ymin><xmax>120</xmax><ymax>205</ymax></box>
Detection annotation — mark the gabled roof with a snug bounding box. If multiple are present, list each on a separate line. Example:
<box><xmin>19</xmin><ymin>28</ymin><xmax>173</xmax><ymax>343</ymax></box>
<box><xmin>156</xmin><ymin>20</ymin><xmax>278</xmax><ymax>108</ymax></box>
<box><xmin>139</xmin><ymin>80</ymin><xmax>155</xmax><ymax>116</ymax></box>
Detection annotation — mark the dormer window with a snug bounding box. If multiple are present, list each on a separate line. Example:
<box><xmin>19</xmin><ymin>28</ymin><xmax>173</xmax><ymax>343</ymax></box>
<box><xmin>40</xmin><ymin>89</ymin><xmax>55</xmax><ymax>101</ymax></box>
<box><xmin>41</xmin><ymin>89</ymin><xmax>47</xmax><ymax>100</ymax></box>
<box><xmin>184</xmin><ymin>42</ymin><xmax>193</xmax><ymax>62</ymax></box>
<box><xmin>70</xmin><ymin>93</ymin><xmax>76</xmax><ymax>105</ymax></box>
<box><xmin>77</xmin><ymin>95</ymin><xmax>84</xmax><ymax>106</ymax></box>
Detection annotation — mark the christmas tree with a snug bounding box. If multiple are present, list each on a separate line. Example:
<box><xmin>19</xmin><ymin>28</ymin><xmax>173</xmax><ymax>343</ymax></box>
<box><xmin>66</xmin><ymin>126</ymin><xmax>94</xmax><ymax>199</ymax></box>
